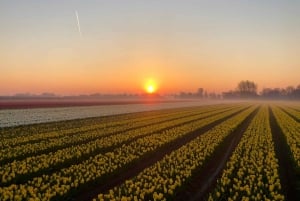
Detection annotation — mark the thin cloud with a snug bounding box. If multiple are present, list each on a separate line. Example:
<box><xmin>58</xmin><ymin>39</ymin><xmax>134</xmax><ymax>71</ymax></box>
<box><xmin>75</xmin><ymin>10</ymin><xmax>82</xmax><ymax>37</ymax></box>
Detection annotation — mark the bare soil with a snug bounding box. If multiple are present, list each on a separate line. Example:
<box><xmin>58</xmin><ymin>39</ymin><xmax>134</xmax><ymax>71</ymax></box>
<box><xmin>269</xmin><ymin>107</ymin><xmax>300</xmax><ymax>201</ymax></box>
<box><xmin>278</xmin><ymin>106</ymin><xmax>300</xmax><ymax>123</ymax></box>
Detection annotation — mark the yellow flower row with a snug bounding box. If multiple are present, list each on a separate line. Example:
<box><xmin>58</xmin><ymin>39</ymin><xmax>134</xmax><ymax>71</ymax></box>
<box><xmin>0</xmin><ymin>105</ymin><xmax>209</xmax><ymax>149</ymax></box>
<box><xmin>0</xmin><ymin>105</ymin><xmax>239</xmax><ymax>185</ymax></box>
<box><xmin>1</xmin><ymin>105</ymin><xmax>231</xmax><ymax>164</ymax></box>
<box><xmin>93</xmin><ymin>106</ymin><xmax>257</xmax><ymax>201</ymax></box>
<box><xmin>0</xmin><ymin>105</ymin><xmax>248</xmax><ymax>200</ymax></box>
<box><xmin>208</xmin><ymin>106</ymin><xmax>285</xmax><ymax>201</ymax></box>
<box><xmin>272</xmin><ymin>106</ymin><xmax>300</xmax><ymax>167</ymax></box>
<box><xmin>278</xmin><ymin>106</ymin><xmax>300</xmax><ymax>120</ymax></box>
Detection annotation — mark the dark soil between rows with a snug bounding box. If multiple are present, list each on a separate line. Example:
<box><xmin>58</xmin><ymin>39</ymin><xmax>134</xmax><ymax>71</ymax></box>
<box><xmin>73</xmin><ymin>106</ymin><xmax>252</xmax><ymax>201</ymax></box>
<box><xmin>278</xmin><ymin>106</ymin><xmax>300</xmax><ymax>123</ymax></box>
<box><xmin>287</xmin><ymin>106</ymin><xmax>300</xmax><ymax>113</ymax></box>
<box><xmin>173</xmin><ymin>107</ymin><xmax>259</xmax><ymax>201</ymax></box>
<box><xmin>269</xmin><ymin>107</ymin><xmax>300</xmax><ymax>201</ymax></box>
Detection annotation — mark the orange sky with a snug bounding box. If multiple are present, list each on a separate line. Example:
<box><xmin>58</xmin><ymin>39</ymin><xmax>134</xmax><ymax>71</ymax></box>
<box><xmin>0</xmin><ymin>1</ymin><xmax>299</xmax><ymax>95</ymax></box>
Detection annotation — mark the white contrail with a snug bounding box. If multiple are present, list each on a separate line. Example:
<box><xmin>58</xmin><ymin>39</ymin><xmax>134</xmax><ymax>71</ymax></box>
<box><xmin>75</xmin><ymin>10</ymin><xmax>82</xmax><ymax>37</ymax></box>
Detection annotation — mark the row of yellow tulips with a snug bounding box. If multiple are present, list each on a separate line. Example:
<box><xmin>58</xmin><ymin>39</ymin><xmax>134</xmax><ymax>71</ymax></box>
<box><xmin>0</xmin><ymin>105</ymin><xmax>235</xmax><ymax>164</ymax></box>
<box><xmin>278</xmin><ymin>106</ymin><xmax>300</xmax><ymax>120</ymax></box>
<box><xmin>0</xmin><ymin>105</ymin><xmax>211</xmax><ymax>149</ymax></box>
<box><xmin>272</xmin><ymin>106</ymin><xmax>300</xmax><ymax>167</ymax></box>
<box><xmin>208</xmin><ymin>106</ymin><xmax>284</xmax><ymax>201</ymax></box>
<box><xmin>93</xmin><ymin>106</ymin><xmax>256</xmax><ymax>201</ymax></box>
<box><xmin>0</xmin><ymin>105</ymin><xmax>249</xmax><ymax>200</ymax></box>
<box><xmin>0</xmin><ymin>105</ymin><xmax>240</xmax><ymax>185</ymax></box>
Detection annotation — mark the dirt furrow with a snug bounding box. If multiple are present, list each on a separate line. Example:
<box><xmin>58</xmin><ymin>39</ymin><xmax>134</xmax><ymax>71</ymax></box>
<box><xmin>288</xmin><ymin>106</ymin><xmax>300</xmax><ymax>113</ymax></box>
<box><xmin>269</xmin><ymin>107</ymin><xmax>299</xmax><ymax>201</ymax></box>
<box><xmin>278</xmin><ymin>106</ymin><xmax>300</xmax><ymax>123</ymax></box>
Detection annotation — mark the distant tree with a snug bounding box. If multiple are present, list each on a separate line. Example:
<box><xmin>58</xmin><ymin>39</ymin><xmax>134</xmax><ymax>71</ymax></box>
<box><xmin>294</xmin><ymin>85</ymin><xmax>300</xmax><ymax>99</ymax></box>
<box><xmin>204</xmin><ymin>91</ymin><xmax>208</xmax><ymax>98</ymax></box>
<box><xmin>197</xmin><ymin>88</ymin><xmax>204</xmax><ymax>97</ymax></box>
<box><xmin>237</xmin><ymin>80</ymin><xmax>257</xmax><ymax>98</ymax></box>
<box><xmin>222</xmin><ymin>82</ymin><xmax>300</xmax><ymax>100</ymax></box>
<box><xmin>285</xmin><ymin>86</ymin><xmax>295</xmax><ymax>95</ymax></box>
<box><xmin>222</xmin><ymin>90</ymin><xmax>239</xmax><ymax>99</ymax></box>
<box><xmin>261</xmin><ymin>88</ymin><xmax>281</xmax><ymax>99</ymax></box>
<box><xmin>208</xmin><ymin>92</ymin><xmax>221</xmax><ymax>99</ymax></box>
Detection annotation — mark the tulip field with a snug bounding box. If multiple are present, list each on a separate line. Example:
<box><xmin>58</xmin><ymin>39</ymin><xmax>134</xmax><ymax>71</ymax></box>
<box><xmin>0</xmin><ymin>102</ymin><xmax>299</xmax><ymax>201</ymax></box>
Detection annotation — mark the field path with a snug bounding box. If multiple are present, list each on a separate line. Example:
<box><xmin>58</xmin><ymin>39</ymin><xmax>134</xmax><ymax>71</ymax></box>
<box><xmin>74</xmin><ymin>106</ymin><xmax>251</xmax><ymax>201</ymax></box>
<box><xmin>269</xmin><ymin>107</ymin><xmax>299</xmax><ymax>201</ymax></box>
<box><xmin>172</xmin><ymin>107</ymin><xmax>259</xmax><ymax>201</ymax></box>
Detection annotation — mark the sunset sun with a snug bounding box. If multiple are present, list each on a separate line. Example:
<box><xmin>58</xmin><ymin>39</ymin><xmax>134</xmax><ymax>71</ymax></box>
<box><xmin>145</xmin><ymin>79</ymin><xmax>157</xmax><ymax>94</ymax></box>
<box><xmin>147</xmin><ymin>85</ymin><xmax>155</xmax><ymax>94</ymax></box>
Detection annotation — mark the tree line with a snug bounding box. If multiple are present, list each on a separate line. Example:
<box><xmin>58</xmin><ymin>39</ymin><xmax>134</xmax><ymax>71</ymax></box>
<box><xmin>223</xmin><ymin>80</ymin><xmax>300</xmax><ymax>100</ymax></box>
<box><xmin>176</xmin><ymin>80</ymin><xmax>300</xmax><ymax>100</ymax></box>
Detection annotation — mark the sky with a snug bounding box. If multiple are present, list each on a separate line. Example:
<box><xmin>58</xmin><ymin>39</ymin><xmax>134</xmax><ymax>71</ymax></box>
<box><xmin>0</xmin><ymin>0</ymin><xmax>299</xmax><ymax>95</ymax></box>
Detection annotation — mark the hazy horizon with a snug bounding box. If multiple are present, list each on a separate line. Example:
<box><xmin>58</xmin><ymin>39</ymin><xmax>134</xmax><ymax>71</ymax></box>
<box><xmin>1</xmin><ymin>0</ymin><xmax>299</xmax><ymax>96</ymax></box>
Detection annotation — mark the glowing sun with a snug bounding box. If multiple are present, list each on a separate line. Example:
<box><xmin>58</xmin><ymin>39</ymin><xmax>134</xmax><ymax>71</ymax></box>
<box><xmin>147</xmin><ymin>85</ymin><xmax>155</xmax><ymax>94</ymax></box>
<box><xmin>145</xmin><ymin>80</ymin><xmax>157</xmax><ymax>94</ymax></box>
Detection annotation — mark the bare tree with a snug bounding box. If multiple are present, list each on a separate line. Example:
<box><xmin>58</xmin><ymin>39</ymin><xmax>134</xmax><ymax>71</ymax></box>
<box><xmin>237</xmin><ymin>80</ymin><xmax>257</xmax><ymax>98</ymax></box>
<box><xmin>197</xmin><ymin>88</ymin><xmax>204</xmax><ymax>97</ymax></box>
